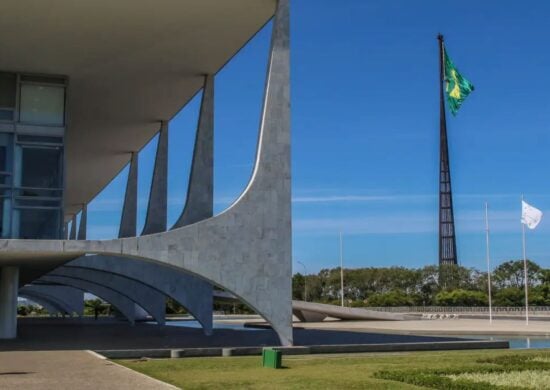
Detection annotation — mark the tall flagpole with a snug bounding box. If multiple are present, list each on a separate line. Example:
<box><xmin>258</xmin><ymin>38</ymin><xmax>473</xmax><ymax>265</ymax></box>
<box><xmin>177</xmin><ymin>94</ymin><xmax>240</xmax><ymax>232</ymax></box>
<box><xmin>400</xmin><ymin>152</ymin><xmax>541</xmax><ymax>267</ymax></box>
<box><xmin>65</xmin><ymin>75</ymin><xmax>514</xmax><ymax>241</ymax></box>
<box><xmin>339</xmin><ymin>232</ymin><xmax>344</xmax><ymax>307</ymax></box>
<box><xmin>521</xmin><ymin>195</ymin><xmax>529</xmax><ymax>325</ymax></box>
<box><xmin>437</xmin><ymin>34</ymin><xmax>458</xmax><ymax>266</ymax></box>
<box><xmin>484</xmin><ymin>202</ymin><xmax>493</xmax><ymax>324</ymax></box>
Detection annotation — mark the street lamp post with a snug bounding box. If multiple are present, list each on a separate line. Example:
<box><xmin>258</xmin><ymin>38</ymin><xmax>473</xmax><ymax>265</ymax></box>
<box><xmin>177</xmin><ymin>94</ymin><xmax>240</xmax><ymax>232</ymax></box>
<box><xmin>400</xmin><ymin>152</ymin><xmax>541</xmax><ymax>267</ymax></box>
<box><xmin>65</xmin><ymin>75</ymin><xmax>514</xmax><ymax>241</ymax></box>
<box><xmin>297</xmin><ymin>260</ymin><xmax>307</xmax><ymax>301</ymax></box>
<box><xmin>339</xmin><ymin>232</ymin><xmax>344</xmax><ymax>307</ymax></box>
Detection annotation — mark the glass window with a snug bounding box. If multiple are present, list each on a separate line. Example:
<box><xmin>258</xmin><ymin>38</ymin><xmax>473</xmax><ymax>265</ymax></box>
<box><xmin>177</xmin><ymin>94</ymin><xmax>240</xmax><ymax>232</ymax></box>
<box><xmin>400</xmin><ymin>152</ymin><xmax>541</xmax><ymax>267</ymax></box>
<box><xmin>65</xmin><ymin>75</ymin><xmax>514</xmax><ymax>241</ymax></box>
<box><xmin>20</xmin><ymin>84</ymin><xmax>65</xmax><ymax>125</ymax></box>
<box><xmin>0</xmin><ymin>72</ymin><xmax>16</xmax><ymax>121</ymax></box>
<box><xmin>20</xmin><ymin>146</ymin><xmax>62</xmax><ymax>190</ymax></box>
<box><xmin>16</xmin><ymin>208</ymin><xmax>61</xmax><ymax>239</ymax></box>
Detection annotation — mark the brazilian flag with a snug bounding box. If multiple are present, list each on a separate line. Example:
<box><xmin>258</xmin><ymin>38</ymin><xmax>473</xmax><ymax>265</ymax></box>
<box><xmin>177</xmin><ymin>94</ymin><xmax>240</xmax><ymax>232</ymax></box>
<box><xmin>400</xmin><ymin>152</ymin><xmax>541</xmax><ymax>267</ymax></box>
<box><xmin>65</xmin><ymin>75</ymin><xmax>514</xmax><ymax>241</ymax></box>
<box><xmin>444</xmin><ymin>49</ymin><xmax>474</xmax><ymax>115</ymax></box>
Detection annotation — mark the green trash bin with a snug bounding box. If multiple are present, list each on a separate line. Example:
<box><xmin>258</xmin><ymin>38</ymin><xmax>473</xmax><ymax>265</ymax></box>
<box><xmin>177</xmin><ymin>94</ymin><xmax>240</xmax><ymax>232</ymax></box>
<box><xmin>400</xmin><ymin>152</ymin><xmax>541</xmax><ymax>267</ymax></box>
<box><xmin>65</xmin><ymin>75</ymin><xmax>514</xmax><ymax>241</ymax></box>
<box><xmin>262</xmin><ymin>348</ymin><xmax>282</xmax><ymax>369</ymax></box>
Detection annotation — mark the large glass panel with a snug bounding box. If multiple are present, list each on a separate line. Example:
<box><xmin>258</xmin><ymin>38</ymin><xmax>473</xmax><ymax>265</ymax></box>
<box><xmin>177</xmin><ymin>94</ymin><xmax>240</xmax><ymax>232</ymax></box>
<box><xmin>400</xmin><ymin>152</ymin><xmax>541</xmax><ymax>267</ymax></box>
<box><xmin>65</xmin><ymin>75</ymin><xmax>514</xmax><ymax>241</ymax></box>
<box><xmin>0</xmin><ymin>72</ymin><xmax>16</xmax><ymax>121</ymax></box>
<box><xmin>19</xmin><ymin>84</ymin><xmax>65</xmax><ymax>125</ymax></box>
<box><xmin>16</xmin><ymin>208</ymin><xmax>61</xmax><ymax>239</ymax></box>
<box><xmin>20</xmin><ymin>146</ymin><xmax>62</xmax><ymax>192</ymax></box>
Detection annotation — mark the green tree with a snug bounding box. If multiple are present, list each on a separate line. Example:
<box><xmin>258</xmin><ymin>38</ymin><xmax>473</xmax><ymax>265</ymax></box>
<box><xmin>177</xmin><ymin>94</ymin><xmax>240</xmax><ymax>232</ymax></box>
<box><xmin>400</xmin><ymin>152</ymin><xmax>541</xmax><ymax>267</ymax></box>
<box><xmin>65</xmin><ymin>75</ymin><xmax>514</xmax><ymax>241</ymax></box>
<box><xmin>84</xmin><ymin>298</ymin><xmax>108</xmax><ymax>318</ymax></box>
<box><xmin>493</xmin><ymin>260</ymin><xmax>541</xmax><ymax>288</ymax></box>
<box><xmin>292</xmin><ymin>273</ymin><xmax>306</xmax><ymax>300</ymax></box>
<box><xmin>493</xmin><ymin>287</ymin><xmax>524</xmax><ymax>306</ymax></box>
<box><xmin>366</xmin><ymin>290</ymin><xmax>416</xmax><ymax>307</ymax></box>
<box><xmin>435</xmin><ymin>289</ymin><xmax>487</xmax><ymax>306</ymax></box>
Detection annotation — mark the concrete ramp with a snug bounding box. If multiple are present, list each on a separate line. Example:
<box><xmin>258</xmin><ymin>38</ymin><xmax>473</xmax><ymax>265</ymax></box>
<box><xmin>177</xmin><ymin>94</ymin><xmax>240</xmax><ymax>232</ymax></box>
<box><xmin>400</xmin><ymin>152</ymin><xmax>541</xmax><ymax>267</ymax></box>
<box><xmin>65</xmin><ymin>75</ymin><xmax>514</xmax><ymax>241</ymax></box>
<box><xmin>212</xmin><ymin>292</ymin><xmax>412</xmax><ymax>323</ymax></box>
<box><xmin>292</xmin><ymin>301</ymin><xmax>412</xmax><ymax>322</ymax></box>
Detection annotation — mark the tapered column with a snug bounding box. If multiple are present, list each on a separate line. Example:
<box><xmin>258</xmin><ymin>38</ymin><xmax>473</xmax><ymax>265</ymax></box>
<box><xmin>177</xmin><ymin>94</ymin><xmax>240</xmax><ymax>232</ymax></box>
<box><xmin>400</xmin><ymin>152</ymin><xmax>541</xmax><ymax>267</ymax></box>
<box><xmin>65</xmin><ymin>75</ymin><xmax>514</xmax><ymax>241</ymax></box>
<box><xmin>119</xmin><ymin>153</ymin><xmax>138</xmax><ymax>238</ymax></box>
<box><xmin>173</xmin><ymin>74</ymin><xmax>214</xmax><ymax>228</ymax></box>
<box><xmin>142</xmin><ymin>122</ymin><xmax>168</xmax><ymax>235</ymax></box>
<box><xmin>0</xmin><ymin>266</ymin><xmax>19</xmax><ymax>338</ymax></box>
<box><xmin>69</xmin><ymin>215</ymin><xmax>77</xmax><ymax>240</ymax></box>
<box><xmin>77</xmin><ymin>205</ymin><xmax>87</xmax><ymax>240</ymax></box>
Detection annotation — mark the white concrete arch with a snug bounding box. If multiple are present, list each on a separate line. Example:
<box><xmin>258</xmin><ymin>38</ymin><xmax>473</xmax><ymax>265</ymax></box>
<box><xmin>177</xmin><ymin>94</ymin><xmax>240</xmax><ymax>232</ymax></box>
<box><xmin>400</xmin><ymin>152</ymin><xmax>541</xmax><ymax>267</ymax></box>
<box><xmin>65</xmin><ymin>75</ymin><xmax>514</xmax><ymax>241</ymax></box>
<box><xmin>40</xmin><ymin>275</ymin><xmax>138</xmax><ymax>325</ymax></box>
<box><xmin>0</xmin><ymin>0</ymin><xmax>291</xmax><ymax>345</ymax></box>
<box><xmin>65</xmin><ymin>255</ymin><xmax>213</xmax><ymax>334</ymax></box>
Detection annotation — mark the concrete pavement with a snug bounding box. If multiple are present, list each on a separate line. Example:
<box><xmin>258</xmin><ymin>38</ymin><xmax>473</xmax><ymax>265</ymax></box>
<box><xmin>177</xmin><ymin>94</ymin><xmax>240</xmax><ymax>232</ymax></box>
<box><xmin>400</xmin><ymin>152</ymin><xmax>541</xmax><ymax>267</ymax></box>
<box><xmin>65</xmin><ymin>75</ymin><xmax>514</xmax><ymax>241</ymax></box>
<box><xmin>0</xmin><ymin>350</ymin><xmax>175</xmax><ymax>389</ymax></box>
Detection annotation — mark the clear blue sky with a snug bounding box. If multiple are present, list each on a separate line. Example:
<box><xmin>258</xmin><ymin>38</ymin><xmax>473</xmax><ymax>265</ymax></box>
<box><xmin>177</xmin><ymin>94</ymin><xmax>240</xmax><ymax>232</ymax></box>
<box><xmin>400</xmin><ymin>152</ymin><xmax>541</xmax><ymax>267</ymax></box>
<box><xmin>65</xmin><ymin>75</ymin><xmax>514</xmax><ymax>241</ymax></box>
<box><xmin>82</xmin><ymin>0</ymin><xmax>550</xmax><ymax>274</ymax></box>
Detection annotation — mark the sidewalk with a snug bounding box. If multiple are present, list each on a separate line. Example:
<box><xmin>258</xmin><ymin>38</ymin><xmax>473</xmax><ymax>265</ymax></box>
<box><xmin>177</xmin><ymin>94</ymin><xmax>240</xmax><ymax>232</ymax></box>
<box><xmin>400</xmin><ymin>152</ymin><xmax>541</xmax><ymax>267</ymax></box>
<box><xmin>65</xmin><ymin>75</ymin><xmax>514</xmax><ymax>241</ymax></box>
<box><xmin>0</xmin><ymin>350</ymin><xmax>176</xmax><ymax>390</ymax></box>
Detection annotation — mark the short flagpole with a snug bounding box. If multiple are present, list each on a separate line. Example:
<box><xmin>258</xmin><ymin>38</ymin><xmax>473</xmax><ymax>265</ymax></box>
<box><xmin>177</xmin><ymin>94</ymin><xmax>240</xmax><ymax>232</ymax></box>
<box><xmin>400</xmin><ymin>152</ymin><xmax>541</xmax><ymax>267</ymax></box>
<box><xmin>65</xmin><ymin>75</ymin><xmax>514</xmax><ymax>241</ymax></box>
<box><xmin>484</xmin><ymin>202</ymin><xmax>493</xmax><ymax>325</ymax></box>
<box><xmin>521</xmin><ymin>195</ymin><xmax>529</xmax><ymax>325</ymax></box>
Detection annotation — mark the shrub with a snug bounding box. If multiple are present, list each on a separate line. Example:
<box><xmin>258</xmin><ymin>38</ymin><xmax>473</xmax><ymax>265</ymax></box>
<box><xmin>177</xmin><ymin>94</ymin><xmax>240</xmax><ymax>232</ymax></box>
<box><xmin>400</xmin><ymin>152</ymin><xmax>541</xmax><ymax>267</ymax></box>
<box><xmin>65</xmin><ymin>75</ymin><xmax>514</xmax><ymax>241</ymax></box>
<box><xmin>366</xmin><ymin>290</ymin><xmax>415</xmax><ymax>307</ymax></box>
<box><xmin>435</xmin><ymin>289</ymin><xmax>487</xmax><ymax>306</ymax></box>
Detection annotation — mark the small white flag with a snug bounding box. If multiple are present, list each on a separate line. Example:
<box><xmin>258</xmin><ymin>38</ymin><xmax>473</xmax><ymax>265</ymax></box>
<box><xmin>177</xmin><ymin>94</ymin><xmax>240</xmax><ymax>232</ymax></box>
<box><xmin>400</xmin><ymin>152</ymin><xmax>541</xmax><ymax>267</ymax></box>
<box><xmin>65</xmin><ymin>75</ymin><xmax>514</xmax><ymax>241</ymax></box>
<box><xmin>522</xmin><ymin>200</ymin><xmax>543</xmax><ymax>230</ymax></box>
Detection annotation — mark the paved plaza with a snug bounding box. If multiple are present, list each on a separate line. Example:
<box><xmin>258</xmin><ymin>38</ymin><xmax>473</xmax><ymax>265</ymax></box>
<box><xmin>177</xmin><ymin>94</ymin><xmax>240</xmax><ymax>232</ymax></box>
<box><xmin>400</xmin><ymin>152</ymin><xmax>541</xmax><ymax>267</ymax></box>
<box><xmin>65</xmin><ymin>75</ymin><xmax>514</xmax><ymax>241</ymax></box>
<box><xmin>0</xmin><ymin>350</ymin><xmax>174</xmax><ymax>389</ymax></box>
<box><xmin>0</xmin><ymin>317</ymin><xmax>464</xmax><ymax>351</ymax></box>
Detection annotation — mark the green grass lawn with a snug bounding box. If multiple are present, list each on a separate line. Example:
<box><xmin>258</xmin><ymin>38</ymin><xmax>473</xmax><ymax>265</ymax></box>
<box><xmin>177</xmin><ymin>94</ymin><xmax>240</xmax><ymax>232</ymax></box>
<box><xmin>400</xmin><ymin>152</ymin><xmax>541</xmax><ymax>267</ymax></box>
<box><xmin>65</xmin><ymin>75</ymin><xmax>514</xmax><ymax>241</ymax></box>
<box><xmin>117</xmin><ymin>348</ymin><xmax>550</xmax><ymax>389</ymax></box>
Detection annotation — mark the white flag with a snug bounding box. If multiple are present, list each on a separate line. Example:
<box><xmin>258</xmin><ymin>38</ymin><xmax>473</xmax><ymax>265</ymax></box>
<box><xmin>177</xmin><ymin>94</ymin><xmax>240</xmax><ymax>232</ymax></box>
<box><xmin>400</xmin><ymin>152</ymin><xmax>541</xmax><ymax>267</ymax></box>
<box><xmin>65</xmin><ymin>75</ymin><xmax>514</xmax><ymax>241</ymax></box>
<box><xmin>522</xmin><ymin>200</ymin><xmax>543</xmax><ymax>230</ymax></box>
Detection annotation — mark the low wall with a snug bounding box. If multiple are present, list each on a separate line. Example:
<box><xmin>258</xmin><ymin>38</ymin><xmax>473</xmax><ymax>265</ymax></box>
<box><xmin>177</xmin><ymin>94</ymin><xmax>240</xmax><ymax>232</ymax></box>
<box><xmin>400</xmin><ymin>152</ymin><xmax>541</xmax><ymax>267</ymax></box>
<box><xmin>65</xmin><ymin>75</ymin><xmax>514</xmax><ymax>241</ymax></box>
<box><xmin>367</xmin><ymin>306</ymin><xmax>550</xmax><ymax>315</ymax></box>
<box><xmin>96</xmin><ymin>340</ymin><xmax>509</xmax><ymax>359</ymax></box>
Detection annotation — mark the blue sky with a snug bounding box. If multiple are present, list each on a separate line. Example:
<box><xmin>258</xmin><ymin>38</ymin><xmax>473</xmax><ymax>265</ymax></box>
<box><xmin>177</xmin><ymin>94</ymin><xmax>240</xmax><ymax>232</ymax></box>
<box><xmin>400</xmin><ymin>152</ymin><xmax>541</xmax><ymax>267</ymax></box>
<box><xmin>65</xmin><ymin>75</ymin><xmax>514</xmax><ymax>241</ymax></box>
<box><xmin>81</xmin><ymin>0</ymin><xmax>550</xmax><ymax>274</ymax></box>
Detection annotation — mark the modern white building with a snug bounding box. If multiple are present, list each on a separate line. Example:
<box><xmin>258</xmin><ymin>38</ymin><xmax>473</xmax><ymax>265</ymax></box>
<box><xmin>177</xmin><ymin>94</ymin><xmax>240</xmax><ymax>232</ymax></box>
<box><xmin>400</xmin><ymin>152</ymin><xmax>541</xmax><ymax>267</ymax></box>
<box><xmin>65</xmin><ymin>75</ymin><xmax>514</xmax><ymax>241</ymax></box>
<box><xmin>0</xmin><ymin>0</ymin><xmax>292</xmax><ymax>345</ymax></box>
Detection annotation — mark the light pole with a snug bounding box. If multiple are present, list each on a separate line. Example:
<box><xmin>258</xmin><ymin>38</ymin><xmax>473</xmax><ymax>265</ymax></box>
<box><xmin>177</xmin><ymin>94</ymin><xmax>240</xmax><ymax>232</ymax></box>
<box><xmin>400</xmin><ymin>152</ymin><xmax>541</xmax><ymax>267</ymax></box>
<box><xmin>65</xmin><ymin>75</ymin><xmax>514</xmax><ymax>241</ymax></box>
<box><xmin>339</xmin><ymin>232</ymin><xmax>344</xmax><ymax>307</ymax></box>
<box><xmin>297</xmin><ymin>260</ymin><xmax>307</xmax><ymax>301</ymax></box>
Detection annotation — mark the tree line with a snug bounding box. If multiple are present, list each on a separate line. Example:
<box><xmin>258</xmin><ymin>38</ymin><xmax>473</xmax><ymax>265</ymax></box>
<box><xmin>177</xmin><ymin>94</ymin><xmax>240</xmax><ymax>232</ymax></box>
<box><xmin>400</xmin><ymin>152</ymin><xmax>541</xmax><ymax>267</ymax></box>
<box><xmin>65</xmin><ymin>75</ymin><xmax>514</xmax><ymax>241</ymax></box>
<box><xmin>292</xmin><ymin>260</ymin><xmax>550</xmax><ymax>307</ymax></box>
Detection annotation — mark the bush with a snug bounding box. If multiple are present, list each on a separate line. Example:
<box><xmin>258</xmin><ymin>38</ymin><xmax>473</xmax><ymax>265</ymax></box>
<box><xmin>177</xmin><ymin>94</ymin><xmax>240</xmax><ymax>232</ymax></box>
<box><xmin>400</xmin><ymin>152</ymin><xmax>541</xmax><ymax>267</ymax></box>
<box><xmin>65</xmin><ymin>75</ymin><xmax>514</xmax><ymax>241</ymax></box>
<box><xmin>435</xmin><ymin>289</ymin><xmax>487</xmax><ymax>306</ymax></box>
<box><xmin>493</xmin><ymin>287</ymin><xmax>524</xmax><ymax>306</ymax></box>
<box><xmin>366</xmin><ymin>290</ymin><xmax>415</xmax><ymax>307</ymax></box>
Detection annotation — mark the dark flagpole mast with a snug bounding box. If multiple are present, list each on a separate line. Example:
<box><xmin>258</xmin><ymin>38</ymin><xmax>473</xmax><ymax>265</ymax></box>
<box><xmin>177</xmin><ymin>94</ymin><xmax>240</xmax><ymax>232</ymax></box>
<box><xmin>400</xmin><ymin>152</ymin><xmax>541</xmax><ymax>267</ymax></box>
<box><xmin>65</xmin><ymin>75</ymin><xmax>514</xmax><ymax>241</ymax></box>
<box><xmin>438</xmin><ymin>34</ymin><xmax>458</xmax><ymax>266</ymax></box>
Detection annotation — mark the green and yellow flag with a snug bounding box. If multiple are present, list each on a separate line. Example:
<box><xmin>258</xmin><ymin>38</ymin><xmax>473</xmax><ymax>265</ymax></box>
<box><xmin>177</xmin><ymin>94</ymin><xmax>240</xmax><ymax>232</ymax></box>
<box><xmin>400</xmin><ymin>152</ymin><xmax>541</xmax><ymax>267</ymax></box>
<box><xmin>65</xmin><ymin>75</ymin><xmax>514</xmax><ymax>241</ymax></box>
<box><xmin>444</xmin><ymin>49</ymin><xmax>474</xmax><ymax>115</ymax></box>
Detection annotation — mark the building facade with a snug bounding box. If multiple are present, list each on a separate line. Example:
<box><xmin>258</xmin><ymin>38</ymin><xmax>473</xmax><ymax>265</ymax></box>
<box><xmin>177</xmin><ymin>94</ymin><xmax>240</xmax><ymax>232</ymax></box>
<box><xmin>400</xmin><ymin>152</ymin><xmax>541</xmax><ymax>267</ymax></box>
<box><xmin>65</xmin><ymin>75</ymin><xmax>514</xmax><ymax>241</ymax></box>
<box><xmin>0</xmin><ymin>0</ymin><xmax>292</xmax><ymax>345</ymax></box>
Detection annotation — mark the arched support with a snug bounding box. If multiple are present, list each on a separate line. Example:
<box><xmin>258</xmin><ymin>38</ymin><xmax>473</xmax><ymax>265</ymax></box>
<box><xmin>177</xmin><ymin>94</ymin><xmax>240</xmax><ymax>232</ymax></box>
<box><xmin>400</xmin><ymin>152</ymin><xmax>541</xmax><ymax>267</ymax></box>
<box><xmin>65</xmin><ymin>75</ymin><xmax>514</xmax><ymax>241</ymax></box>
<box><xmin>69</xmin><ymin>215</ymin><xmax>77</xmax><ymax>240</ymax></box>
<box><xmin>0</xmin><ymin>0</ymin><xmax>292</xmax><ymax>345</ymax></box>
<box><xmin>19</xmin><ymin>292</ymin><xmax>68</xmax><ymax>316</ymax></box>
<box><xmin>77</xmin><ymin>205</ymin><xmax>87</xmax><ymax>240</ymax></box>
<box><xmin>119</xmin><ymin>152</ymin><xmax>138</xmax><ymax>238</ymax></box>
<box><xmin>39</xmin><ymin>275</ymin><xmax>137</xmax><ymax>325</ymax></box>
<box><xmin>21</xmin><ymin>284</ymin><xmax>83</xmax><ymax>315</ymax></box>
<box><xmin>67</xmin><ymin>255</ymin><xmax>213</xmax><ymax>334</ymax></box>
<box><xmin>173</xmin><ymin>74</ymin><xmax>214</xmax><ymax>228</ymax></box>
<box><xmin>142</xmin><ymin>121</ymin><xmax>168</xmax><ymax>235</ymax></box>
<box><xmin>46</xmin><ymin>267</ymin><xmax>166</xmax><ymax>325</ymax></box>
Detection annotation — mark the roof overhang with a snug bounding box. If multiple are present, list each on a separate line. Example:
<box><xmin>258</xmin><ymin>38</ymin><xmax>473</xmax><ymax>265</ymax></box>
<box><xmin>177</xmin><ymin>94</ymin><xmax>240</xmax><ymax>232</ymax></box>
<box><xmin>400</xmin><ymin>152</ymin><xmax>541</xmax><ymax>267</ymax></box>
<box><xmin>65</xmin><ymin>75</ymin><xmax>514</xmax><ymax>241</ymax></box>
<box><xmin>0</xmin><ymin>0</ymin><xmax>275</xmax><ymax>218</ymax></box>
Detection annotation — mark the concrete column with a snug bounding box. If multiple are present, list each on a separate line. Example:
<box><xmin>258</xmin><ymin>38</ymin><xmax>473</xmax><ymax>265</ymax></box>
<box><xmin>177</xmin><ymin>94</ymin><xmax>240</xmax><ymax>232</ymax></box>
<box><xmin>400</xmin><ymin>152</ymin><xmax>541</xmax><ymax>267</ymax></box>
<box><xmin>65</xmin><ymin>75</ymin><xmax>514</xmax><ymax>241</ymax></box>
<box><xmin>173</xmin><ymin>74</ymin><xmax>214</xmax><ymax>228</ymax></box>
<box><xmin>0</xmin><ymin>266</ymin><xmax>19</xmax><ymax>339</ymax></box>
<box><xmin>142</xmin><ymin>121</ymin><xmax>168</xmax><ymax>235</ymax></box>
<box><xmin>77</xmin><ymin>204</ymin><xmax>87</xmax><ymax>240</ymax></box>
<box><xmin>69</xmin><ymin>215</ymin><xmax>77</xmax><ymax>240</ymax></box>
<box><xmin>119</xmin><ymin>152</ymin><xmax>138</xmax><ymax>238</ymax></box>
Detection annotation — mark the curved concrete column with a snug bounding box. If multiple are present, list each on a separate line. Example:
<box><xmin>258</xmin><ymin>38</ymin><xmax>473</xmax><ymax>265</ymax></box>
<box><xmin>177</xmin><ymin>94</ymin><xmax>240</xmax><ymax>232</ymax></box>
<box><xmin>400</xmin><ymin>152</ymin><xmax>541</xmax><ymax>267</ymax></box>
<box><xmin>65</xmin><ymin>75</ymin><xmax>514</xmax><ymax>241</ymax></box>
<box><xmin>20</xmin><ymin>284</ymin><xmax>83</xmax><ymax>315</ymax></box>
<box><xmin>119</xmin><ymin>152</ymin><xmax>138</xmax><ymax>238</ymax></box>
<box><xmin>142</xmin><ymin>121</ymin><xmax>168</xmax><ymax>235</ymax></box>
<box><xmin>68</xmin><ymin>255</ymin><xmax>213</xmax><ymax>333</ymax></box>
<box><xmin>77</xmin><ymin>205</ymin><xmax>87</xmax><ymax>240</ymax></box>
<box><xmin>19</xmin><ymin>291</ymin><xmax>73</xmax><ymax>316</ymax></box>
<box><xmin>47</xmin><ymin>267</ymin><xmax>166</xmax><ymax>325</ymax></box>
<box><xmin>19</xmin><ymin>293</ymin><xmax>68</xmax><ymax>316</ymax></box>
<box><xmin>0</xmin><ymin>267</ymin><xmax>19</xmax><ymax>339</ymax></box>
<box><xmin>39</xmin><ymin>275</ymin><xmax>136</xmax><ymax>325</ymax></box>
<box><xmin>0</xmin><ymin>0</ymin><xmax>292</xmax><ymax>345</ymax></box>
<box><xmin>69</xmin><ymin>215</ymin><xmax>77</xmax><ymax>240</ymax></box>
<box><xmin>173</xmin><ymin>74</ymin><xmax>214</xmax><ymax>228</ymax></box>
